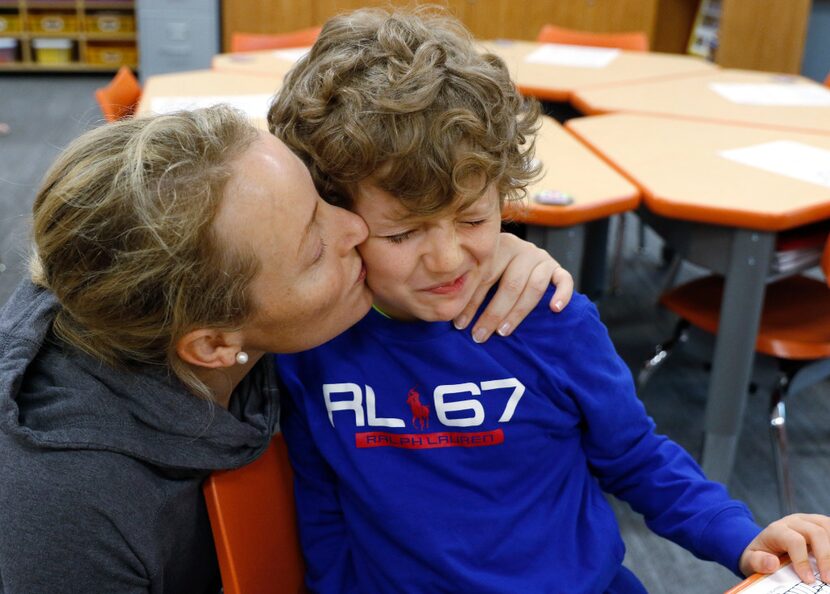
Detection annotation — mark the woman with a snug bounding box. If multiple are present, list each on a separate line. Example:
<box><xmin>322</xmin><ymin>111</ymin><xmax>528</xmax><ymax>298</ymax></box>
<box><xmin>0</xmin><ymin>106</ymin><xmax>572</xmax><ymax>592</ymax></box>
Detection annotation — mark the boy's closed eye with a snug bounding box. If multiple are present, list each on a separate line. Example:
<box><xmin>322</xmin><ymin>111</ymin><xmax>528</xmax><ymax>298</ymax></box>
<box><xmin>462</xmin><ymin>218</ymin><xmax>489</xmax><ymax>227</ymax></box>
<box><xmin>380</xmin><ymin>214</ymin><xmax>492</xmax><ymax>244</ymax></box>
<box><xmin>383</xmin><ymin>230</ymin><xmax>416</xmax><ymax>244</ymax></box>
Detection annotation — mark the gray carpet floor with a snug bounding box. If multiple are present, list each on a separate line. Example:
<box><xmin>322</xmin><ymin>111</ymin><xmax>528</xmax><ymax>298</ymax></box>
<box><xmin>1</xmin><ymin>74</ymin><xmax>828</xmax><ymax>593</ymax></box>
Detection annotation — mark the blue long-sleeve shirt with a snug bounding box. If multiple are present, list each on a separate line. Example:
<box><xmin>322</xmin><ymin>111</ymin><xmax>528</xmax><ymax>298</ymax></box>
<box><xmin>277</xmin><ymin>290</ymin><xmax>761</xmax><ymax>593</ymax></box>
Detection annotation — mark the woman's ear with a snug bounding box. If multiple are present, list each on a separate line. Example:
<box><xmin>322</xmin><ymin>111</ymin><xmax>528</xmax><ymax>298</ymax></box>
<box><xmin>176</xmin><ymin>329</ymin><xmax>242</xmax><ymax>369</ymax></box>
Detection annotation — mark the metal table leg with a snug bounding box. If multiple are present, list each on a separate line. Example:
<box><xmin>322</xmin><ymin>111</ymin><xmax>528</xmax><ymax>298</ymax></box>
<box><xmin>701</xmin><ymin>229</ymin><xmax>775</xmax><ymax>483</ymax></box>
<box><xmin>526</xmin><ymin>225</ymin><xmax>586</xmax><ymax>290</ymax></box>
<box><xmin>580</xmin><ymin>218</ymin><xmax>610</xmax><ymax>299</ymax></box>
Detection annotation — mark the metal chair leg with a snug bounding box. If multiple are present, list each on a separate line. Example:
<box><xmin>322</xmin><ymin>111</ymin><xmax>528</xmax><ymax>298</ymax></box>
<box><xmin>637</xmin><ymin>217</ymin><xmax>646</xmax><ymax>253</ymax></box>
<box><xmin>610</xmin><ymin>214</ymin><xmax>627</xmax><ymax>295</ymax></box>
<box><xmin>638</xmin><ymin>320</ymin><xmax>689</xmax><ymax>389</ymax></box>
<box><xmin>769</xmin><ymin>374</ymin><xmax>796</xmax><ymax>515</ymax></box>
<box><xmin>659</xmin><ymin>254</ymin><xmax>683</xmax><ymax>296</ymax></box>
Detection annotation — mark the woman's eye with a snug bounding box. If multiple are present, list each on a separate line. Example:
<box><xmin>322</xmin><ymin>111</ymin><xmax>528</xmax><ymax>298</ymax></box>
<box><xmin>384</xmin><ymin>230</ymin><xmax>415</xmax><ymax>244</ymax></box>
<box><xmin>313</xmin><ymin>240</ymin><xmax>327</xmax><ymax>263</ymax></box>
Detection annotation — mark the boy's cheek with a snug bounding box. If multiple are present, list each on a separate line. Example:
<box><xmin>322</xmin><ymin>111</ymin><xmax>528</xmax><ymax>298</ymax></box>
<box><xmin>356</xmin><ymin>239</ymin><xmax>387</xmax><ymax>269</ymax></box>
<box><xmin>482</xmin><ymin>228</ymin><xmax>502</xmax><ymax>267</ymax></box>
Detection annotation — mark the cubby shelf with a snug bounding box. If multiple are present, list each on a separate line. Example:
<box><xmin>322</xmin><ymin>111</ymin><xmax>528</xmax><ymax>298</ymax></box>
<box><xmin>0</xmin><ymin>0</ymin><xmax>137</xmax><ymax>72</ymax></box>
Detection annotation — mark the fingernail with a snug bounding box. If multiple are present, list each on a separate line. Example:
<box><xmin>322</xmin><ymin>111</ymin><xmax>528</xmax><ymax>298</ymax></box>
<box><xmin>472</xmin><ymin>328</ymin><xmax>487</xmax><ymax>343</ymax></box>
<box><xmin>554</xmin><ymin>300</ymin><xmax>564</xmax><ymax>312</ymax></box>
<box><xmin>497</xmin><ymin>322</ymin><xmax>511</xmax><ymax>336</ymax></box>
<box><xmin>454</xmin><ymin>316</ymin><xmax>468</xmax><ymax>330</ymax></box>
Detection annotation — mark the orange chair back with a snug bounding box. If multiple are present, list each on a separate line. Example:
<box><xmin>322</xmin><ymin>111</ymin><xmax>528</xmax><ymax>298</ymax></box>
<box><xmin>204</xmin><ymin>434</ymin><xmax>305</xmax><ymax>594</ymax></box>
<box><xmin>94</xmin><ymin>65</ymin><xmax>141</xmax><ymax>123</ymax></box>
<box><xmin>537</xmin><ymin>24</ymin><xmax>649</xmax><ymax>52</ymax></box>
<box><xmin>824</xmin><ymin>71</ymin><xmax>830</xmax><ymax>88</ymax></box>
<box><xmin>230</xmin><ymin>27</ymin><xmax>322</xmax><ymax>52</ymax></box>
<box><xmin>822</xmin><ymin>235</ymin><xmax>830</xmax><ymax>287</ymax></box>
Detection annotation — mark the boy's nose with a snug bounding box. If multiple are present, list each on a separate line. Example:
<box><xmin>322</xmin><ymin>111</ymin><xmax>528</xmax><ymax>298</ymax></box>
<box><xmin>423</xmin><ymin>229</ymin><xmax>464</xmax><ymax>273</ymax></box>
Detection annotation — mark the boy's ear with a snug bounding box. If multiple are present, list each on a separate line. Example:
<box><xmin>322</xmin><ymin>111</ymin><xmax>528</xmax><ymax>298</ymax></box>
<box><xmin>176</xmin><ymin>329</ymin><xmax>242</xmax><ymax>369</ymax></box>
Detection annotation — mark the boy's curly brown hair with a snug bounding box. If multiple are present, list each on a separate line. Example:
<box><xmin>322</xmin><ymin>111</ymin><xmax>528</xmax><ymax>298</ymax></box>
<box><xmin>268</xmin><ymin>6</ymin><xmax>541</xmax><ymax>215</ymax></box>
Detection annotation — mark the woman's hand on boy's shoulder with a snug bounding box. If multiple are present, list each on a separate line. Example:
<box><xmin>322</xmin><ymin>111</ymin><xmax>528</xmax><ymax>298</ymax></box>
<box><xmin>740</xmin><ymin>513</ymin><xmax>830</xmax><ymax>583</ymax></box>
<box><xmin>454</xmin><ymin>233</ymin><xmax>574</xmax><ymax>343</ymax></box>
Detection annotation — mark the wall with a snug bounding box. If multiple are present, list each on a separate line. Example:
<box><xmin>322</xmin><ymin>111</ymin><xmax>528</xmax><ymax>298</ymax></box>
<box><xmin>221</xmin><ymin>0</ymin><xmax>815</xmax><ymax>75</ymax></box>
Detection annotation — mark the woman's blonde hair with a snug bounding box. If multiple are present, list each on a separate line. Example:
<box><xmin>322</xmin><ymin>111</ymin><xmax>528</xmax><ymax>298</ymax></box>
<box><xmin>268</xmin><ymin>6</ymin><xmax>541</xmax><ymax>215</ymax></box>
<box><xmin>31</xmin><ymin>106</ymin><xmax>260</xmax><ymax>399</ymax></box>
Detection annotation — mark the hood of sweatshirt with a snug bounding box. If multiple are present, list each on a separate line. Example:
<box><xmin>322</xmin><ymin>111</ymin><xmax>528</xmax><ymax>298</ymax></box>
<box><xmin>0</xmin><ymin>281</ymin><xmax>278</xmax><ymax>472</ymax></box>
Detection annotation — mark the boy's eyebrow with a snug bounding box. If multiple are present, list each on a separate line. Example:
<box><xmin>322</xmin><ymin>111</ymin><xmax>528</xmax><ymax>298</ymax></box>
<box><xmin>377</xmin><ymin>194</ymin><xmax>492</xmax><ymax>228</ymax></box>
<box><xmin>297</xmin><ymin>200</ymin><xmax>319</xmax><ymax>256</ymax></box>
<box><xmin>390</xmin><ymin>209</ymin><xmax>424</xmax><ymax>224</ymax></box>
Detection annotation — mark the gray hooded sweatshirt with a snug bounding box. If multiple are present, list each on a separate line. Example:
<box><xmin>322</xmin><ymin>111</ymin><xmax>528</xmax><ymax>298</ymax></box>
<box><xmin>0</xmin><ymin>281</ymin><xmax>280</xmax><ymax>593</ymax></box>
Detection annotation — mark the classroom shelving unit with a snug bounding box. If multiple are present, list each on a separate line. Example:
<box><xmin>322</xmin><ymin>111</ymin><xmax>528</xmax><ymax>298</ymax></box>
<box><xmin>0</xmin><ymin>0</ymin><xmax>136</xmax><ymax>72</ymax></box>
<box><xmin>222</xmin><ymin>0</ymin><xmax>812</xmax><ymax>75</ymax></box>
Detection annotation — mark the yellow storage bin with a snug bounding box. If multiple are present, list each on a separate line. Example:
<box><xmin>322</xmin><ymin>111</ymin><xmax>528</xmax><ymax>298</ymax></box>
<box><xmin>84</xmin><ymin>12</ymin><xmax>135</xmax><ymax>34</ymax></box>
<box><xmin>0</xmin><ymin>14</ymin><xmax>21</xmax><ymax>34</ymax></box>
<box><xmin>29</xmin><ymin>13</ymin><xmax>78</xmax><ymax>34</ymax></box>
<box><xmin>86</xmin><ymin>41</ymin><xmax>137</xmax><ymax>66</ymax></box>
<box><xmin>32</xmin><ymin>38</ymin><xmax>73</xmax><ymax>64</ymax></box>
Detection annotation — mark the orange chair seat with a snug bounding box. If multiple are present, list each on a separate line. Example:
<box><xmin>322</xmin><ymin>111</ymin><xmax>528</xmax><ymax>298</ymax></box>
<box><xmin>230</xmin><ymin>27</ymin><xmax>322</xmax><ymax>52</ymax></box>
<box><xmin>661</xmin><ymin>274</ymin><xmax>830</xmax><ymax>360</ymax></box>
<box><xmin>94</xmin><ymin>65</ymin><xmax>141</xmax><ymax>123</ymax></box>
<box><xmin>203</xmin><ymin>434</ymin><xmax>305</xmax><ymax>594</ymax></box>
<box><xmin>536</xmin><ymin>24</ymin><xmax>649</xmax><ymax>52</ymax></box>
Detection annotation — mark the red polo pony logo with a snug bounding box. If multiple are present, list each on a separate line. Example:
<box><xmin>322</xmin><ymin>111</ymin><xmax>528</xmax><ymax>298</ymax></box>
<box><xmin>406</xmin><ymin>387</ymin><xmax>430</xmax><ymax>430</ymax></box>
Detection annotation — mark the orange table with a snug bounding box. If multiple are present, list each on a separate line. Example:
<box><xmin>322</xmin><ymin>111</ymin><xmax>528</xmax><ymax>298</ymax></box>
<box><xmin>568</xmin><ymin>112</ymin><xmax>830</xmax><ymax>483</ymax></box>
<box><xmin>510</xmin><ymin>115</ymin><xmax>639</xmax><ymax>289</ymax></box>
<box><xmin>137</xmin><ymin>70</ymin><xmax>282</xmax><ymax>130</ymax></box>
<box><xmin>573</xmin><ymin>69</ymin><xmax>830</xmax><ymax>136</ymax></box>
<box><xmin>480</xmin><ymin>40</ymin><xmax>717</xmax><ymax>103</ymax></box>
<box><xmin>212</xmin><ymin>41</ymin><xmax>719</xmax><ymax>110</ymax></box>
<box><xmin>212</xmin><ymin>47</ymin><xmax>310</xmax><ymax>79</ymax></box>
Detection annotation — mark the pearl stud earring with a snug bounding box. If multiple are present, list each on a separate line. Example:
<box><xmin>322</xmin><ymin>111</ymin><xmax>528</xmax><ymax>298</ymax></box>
<box><xmin>235</xmin><ymin>351</ymin><xmax>249</xmax><ymax>365</ymax></box>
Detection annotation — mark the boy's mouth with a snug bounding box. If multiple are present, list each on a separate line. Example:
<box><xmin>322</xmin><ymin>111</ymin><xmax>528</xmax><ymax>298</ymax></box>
<box><xmin>423</xmin><ymin>273</ymin><xmax>466</xmax><ymax>295</ymax></box>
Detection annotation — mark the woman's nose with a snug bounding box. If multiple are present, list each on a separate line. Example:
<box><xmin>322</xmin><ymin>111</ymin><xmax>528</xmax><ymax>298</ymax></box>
<box><xmin>333</xmin><ymin>205</ymin><xmax>369</xmax><ymax>252</ymax></box>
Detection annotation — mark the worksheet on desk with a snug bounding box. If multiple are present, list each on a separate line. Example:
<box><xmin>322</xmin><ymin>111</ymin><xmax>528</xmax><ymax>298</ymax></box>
<box><xmin>150</xmin><ymin>94</ymin><xmax>274</xmax><ymax>118</ymax></box>
<box><xmin>719</xmin><ymin>141</ymin><xmax>830</xmax><ymax>190</ymax></box>
<box><xmin>524</xmin><ymin>44</ymin><xmax>620</xmax><ymax>68</ymax></box>
<box><xmin>271</xmin><ymin>48</ymin><xmax>310</xmax><ymax>62</ymax></box>
<box><xmin>736</xmin><ymin>561</ymin><xmax>829</xmax><ymax>594</ymax></box>
<box><xmin>709</xmin><ymin>82</ymin><xmax>830</xmax><ymax>107</ymax></box>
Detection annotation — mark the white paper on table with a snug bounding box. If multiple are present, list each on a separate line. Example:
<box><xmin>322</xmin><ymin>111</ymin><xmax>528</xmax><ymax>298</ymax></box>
<box><xmin>149</xmin><ymin>94</ymin><xmax>274</xmax><ymax>119</ymax></box>
<box><xmin>523</xmin><ymin>44</ymin><xmax>619</xmax><ymax>68</ymax></box>
<box><xmin>719</xmin><ymin>140</ymin><xmax>830</xmax><ymax>189</ymax></box>
<box><xmin>271</xmin><ymin>48</ymin><xmax>310</xmax><ymax>63</ymax></box>
<box><xmin>710</xmin><ymin>82</ymin><xmax>830</xmax><ymax>107</ymax></box>
<box><xmin>734</xmin><ymin>558</ymin><xmax>827</xmax><ymax>593</ymax></box>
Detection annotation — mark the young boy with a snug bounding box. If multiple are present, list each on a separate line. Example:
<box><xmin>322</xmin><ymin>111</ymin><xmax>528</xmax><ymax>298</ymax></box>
<box><xmin>270</xmin><ymin>8</ymin><xmax>830</xmax><ymax>593</ymax></box>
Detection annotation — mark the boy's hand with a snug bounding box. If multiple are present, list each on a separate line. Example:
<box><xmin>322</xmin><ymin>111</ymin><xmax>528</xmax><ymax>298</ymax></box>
<box><xmin>453</xmin><ymin>233</ymin><xmax>573</xmax><ymax>343</ymax></box>
<box><xmin>739</xmin><ymin>514</ymin><xmax>830</xmax><ymax>583</ymax></box>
